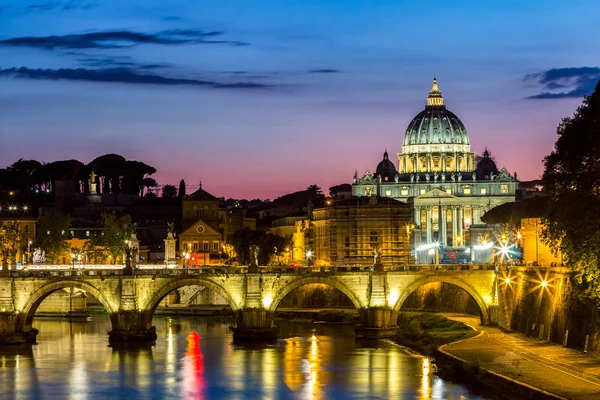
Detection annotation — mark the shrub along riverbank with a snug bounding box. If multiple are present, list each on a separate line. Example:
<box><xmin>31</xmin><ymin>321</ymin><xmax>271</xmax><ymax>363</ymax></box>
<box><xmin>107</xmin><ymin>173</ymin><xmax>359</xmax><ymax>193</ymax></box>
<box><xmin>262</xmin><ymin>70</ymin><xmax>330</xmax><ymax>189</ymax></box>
<box><xmin>393</xmin><ymin>312</ymin><xmax>478</xmax><ymax>356</ymax></box>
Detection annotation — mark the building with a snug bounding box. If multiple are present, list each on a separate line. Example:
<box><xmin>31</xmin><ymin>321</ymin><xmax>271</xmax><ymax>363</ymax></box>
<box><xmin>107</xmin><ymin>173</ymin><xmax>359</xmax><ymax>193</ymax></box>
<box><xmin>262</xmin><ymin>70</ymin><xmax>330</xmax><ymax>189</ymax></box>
<box><xmin>352</xmin><ymin>79</ymin><xmax>517</xmax><ymax>263</ymax></box>
<box><xmin>520</xmin><ymin>217</ymin><xmax>562</xmax><ymax>266</ymax></box>
<box><xmin>179</xmin><ymin>184</ymin><xmax>256</xmax><ymax>265</ymax></box>
<box><xmin>324</xmin><ymin>196</ymin><xmax>412</xmax><ymax>267</ymax></box>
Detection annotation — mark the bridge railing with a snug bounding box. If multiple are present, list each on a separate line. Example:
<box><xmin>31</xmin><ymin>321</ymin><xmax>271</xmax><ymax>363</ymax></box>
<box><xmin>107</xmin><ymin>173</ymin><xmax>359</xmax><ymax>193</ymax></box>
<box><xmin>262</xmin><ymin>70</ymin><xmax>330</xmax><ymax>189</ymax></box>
<box><xmin>4</xmin><ymin>263</ymin><xmax>502</xmax><ymax>278</ymax></box>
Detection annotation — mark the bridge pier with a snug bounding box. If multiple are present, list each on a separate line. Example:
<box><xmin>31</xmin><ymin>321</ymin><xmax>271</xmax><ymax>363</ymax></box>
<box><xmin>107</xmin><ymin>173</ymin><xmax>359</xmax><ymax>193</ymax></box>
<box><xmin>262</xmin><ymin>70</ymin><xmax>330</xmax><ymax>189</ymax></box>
<box><xmin>355</xmin><ymin>307</ymin><xmax>399</xmax><ymax>339</ymax></box>
<box><xmin>231</xmin><ymin>308</ymin><xmax>277</xmax><ymax>341</ymax></box>
<box><xmin>107</xmin><ymin>311</ymin><xmax>157</xmax><ymax>344</ymax></box>
<box><xmin>0</xmin><ymin>312</ymin><xmax>38</xmax><ymax>345</ymax></box>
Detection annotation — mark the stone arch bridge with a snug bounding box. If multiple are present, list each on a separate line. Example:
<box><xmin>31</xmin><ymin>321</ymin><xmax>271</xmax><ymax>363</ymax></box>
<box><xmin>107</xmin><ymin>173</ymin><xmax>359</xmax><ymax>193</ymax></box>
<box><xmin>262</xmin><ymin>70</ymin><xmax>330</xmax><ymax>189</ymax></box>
<box><xmin>0</xmin><ymin>267</ymin><xmax>498</xmax><ymax>344</ymax></box>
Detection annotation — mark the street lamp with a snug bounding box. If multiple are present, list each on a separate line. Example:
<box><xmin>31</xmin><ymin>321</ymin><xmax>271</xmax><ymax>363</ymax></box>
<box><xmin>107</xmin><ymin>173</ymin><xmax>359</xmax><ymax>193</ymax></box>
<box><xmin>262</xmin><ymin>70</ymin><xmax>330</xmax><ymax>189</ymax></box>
<box><xmin>305</xmin><ymin>250</ymin><xmax>313</xmax><ymax>267</ymax></box>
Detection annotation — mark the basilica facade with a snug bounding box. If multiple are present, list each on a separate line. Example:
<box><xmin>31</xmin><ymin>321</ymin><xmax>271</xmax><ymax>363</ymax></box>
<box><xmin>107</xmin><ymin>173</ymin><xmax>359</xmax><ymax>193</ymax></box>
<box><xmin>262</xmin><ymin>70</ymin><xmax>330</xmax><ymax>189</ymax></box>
<box><xmin>352</xmin><ymin>79</ymin><xmax>517</xmax><ymax>263</ymax></box>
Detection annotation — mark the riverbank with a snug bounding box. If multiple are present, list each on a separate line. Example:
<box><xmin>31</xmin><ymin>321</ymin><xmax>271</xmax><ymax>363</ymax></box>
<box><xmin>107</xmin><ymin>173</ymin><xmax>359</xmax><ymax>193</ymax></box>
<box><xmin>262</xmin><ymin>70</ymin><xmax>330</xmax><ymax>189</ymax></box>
<box><xmin>392</xmin><ymin>312</ymin><xmax>478</xmax><ymax>356</ymax></box>
<box><xmin>440</xmin><ymin>315</ymin><xmax>600</xmax><ymax>400</ymax></box>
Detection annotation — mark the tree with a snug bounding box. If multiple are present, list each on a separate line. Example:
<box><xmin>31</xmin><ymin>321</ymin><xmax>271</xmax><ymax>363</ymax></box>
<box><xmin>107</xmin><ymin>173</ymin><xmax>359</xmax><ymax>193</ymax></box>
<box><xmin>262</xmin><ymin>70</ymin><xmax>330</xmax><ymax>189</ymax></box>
<box><xmin>85</xmin><ymin>213</ymin><xmax>133</xmax><ymax>264</ymax></box>
<box><xmin>0</xmin><ymin>221</ymin><xmax>27</xmax><ymax>267</ymax></box>
<box><xmin>162</xmin><ymin>184</ymin><xmax>177</xmax><ymax>198</ymax></box>
<box><xmin>229</xmin><ymin>228</ymin><xmax>287</xmax><ymax>265</ymax></box>
<box><xmin>542</xmin><ymin>80</ymin><xmax>600</xmax><ymax>302</ymax></box>
<box><xmin>88</xmin><ymin>154</ymin><xmax>127</xmax><ymax>194</ymax></box>
<box><xmin>35</xmin><ymin>213</ymin><xmax>72</xmax><ymax>264</ymax></box>
<box><xmin>178</xmin><ymin>179</ymin><xmax>186</xmax><ymax>198</ymax></box>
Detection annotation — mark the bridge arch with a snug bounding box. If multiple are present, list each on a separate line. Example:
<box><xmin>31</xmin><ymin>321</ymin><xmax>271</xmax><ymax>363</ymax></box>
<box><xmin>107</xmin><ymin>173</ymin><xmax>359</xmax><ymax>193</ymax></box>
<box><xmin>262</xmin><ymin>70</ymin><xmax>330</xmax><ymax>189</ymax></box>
<box><xmin>143</xmin><ymin>277</ymin><xmax>240</xmax><ymax>320</ymax></box>
<box><xmin>21</xmin><ymin>280</ymin><xmax>117</xmax><ymax>327</ymax></box>
<box><xmin>268</xmin><ymin>276</ymin><xmax>365</xmax><ymax>312</ymax></box>
<box><xmin>393</xmin><ymin>275</ymin><xmax>490</xmax><ymax>325</ymax></box>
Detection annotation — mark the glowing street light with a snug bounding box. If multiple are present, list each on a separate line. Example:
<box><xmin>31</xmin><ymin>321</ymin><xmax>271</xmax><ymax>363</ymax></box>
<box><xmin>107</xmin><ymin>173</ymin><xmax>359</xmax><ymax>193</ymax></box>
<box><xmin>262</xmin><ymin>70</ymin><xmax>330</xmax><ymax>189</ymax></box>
<box><xmin>305</xmin><ymin>250</ymin><xmax>313</xmax><ymax>266</ymax></box>
<box><xmin>541</xmin><ymin>280</ymin><xmax>548</xmax><ymax>288</ymax></box>
<box><xmin>504</xmin><ymin>277</ymin><xmax>511</xmax><ymax>284</ymax></box>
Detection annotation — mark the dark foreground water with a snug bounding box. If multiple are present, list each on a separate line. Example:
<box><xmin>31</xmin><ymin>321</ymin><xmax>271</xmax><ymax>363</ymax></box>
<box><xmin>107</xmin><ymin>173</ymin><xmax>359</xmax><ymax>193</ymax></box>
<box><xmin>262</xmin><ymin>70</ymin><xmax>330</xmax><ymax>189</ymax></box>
<box><xmin>0</xmin><ymin>316</ymin><xmax>491</xmax><ymax>399</ymax></box>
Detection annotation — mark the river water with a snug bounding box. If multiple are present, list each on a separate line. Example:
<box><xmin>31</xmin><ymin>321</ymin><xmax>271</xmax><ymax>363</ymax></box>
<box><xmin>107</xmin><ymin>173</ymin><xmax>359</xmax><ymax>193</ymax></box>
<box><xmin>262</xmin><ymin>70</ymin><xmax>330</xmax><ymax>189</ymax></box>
<box><xmin>0</xmin><ymin>316</ymin><xmax>492</xmax><ymax>399</ymax></box>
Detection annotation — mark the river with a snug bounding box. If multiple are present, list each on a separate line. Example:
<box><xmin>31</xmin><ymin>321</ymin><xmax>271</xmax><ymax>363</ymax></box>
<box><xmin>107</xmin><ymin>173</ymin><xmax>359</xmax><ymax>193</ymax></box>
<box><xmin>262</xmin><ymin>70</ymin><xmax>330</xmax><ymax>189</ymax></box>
<box><xmin>0</xmin><ymin>316</ymin><xmax>492</xmax><ymax>399</ymax></box>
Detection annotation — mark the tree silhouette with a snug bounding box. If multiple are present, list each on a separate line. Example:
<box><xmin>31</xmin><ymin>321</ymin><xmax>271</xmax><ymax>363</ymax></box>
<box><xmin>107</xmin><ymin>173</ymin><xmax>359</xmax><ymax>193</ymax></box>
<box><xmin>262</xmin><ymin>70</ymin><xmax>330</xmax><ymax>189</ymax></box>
<box><xmin>178</xmin><ymin>179</ymin><xmax>186</xmax><ymax>198</ymax></box>
<box><xmin>542</xmin><ymin>79</ymin><xmax>600</xmax><ymax>302</ymax></box>
<box><xmin>162</xmin><ymin>184</ymin><xmax>177</xmax><ymax>198</ymax></box>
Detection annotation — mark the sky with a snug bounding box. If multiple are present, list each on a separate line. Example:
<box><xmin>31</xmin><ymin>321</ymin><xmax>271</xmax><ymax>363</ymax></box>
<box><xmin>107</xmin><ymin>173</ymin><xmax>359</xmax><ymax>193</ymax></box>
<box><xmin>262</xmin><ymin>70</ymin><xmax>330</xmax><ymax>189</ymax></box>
<box><xmin>1</xmin><ymin>0</ymin><xmax>599</xmax><ymax>200</ymax></box>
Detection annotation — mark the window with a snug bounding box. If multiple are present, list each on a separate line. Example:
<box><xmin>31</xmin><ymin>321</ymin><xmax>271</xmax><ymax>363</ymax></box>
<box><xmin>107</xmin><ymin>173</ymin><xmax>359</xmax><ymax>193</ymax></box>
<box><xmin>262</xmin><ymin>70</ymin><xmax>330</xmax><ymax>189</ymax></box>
<box><xmin>344</xmin><ymin>236</ymin><xmax>350</xmax><ymax>247</ymax></box>
<box><xmin>385</xmin><ymin>190</ymin><xmax>391</xmax><ymax>197</ymax></box>
<box><xmin>480</xmin><ymin>188</ymin><xmax>487</xmax><ymax>195</ymax></box>
<box><xmin>420</xmin><ymin>189</ymin><xmax>426</xmax><ymax>195</ymax></box>
<box><xmin>203</xmin><ymin>241</ymin><xmax>209</xmax><ymax>251</ymax></box>
<box><xmin>463</xmin><ymin>186</ymin><xmax>471</xmax><ymax>195</ymax></box>
<box><xmin>213</xmin><ymin>241</ymin><xmax>219</xmax><ymax>251</ymax></box>
<box><xmin>365</xmin><ymin>187</ymin><xmax>372</xmax><ymax>196</ymax></box>
<box><xmin>501</xmin><ymin>184</ymin><xmax>509</xmax><ymax>194</ymax></box>
<box><xmin>85</xmin><ymin>231</ymin><xmax>90</xmax><ymax>237</ymax></box>
<box><xmin>401</xmin><ymin>187</ymin><xmax>409</xmax><ymax>196</ymax></box>
<box><xmin>445</xmin><ymin>188</ymin><xmax>452</xmax><ymax>194</ymax></box>
<box><xmin>370</xmin><ymin>231</ymin><xmax>378</xmax><ymax>245</ymax></box>
<box><xmin>193</xmin><ymin>241</ymin><xmax>199</xmax><ymax>251</ymax></box>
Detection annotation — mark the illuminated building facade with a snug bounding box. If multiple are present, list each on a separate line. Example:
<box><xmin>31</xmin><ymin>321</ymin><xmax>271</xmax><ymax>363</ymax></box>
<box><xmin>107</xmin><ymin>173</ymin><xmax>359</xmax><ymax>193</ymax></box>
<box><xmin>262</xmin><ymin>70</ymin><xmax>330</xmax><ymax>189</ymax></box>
<box><xmin>179</xmin><ymin>184</ymin><xmax>255</xmax><ymax>265</ymax></box>
<box><xmin>352</xmin><ymin>79</ymin><xmax>517</xmax><ymax>263</ymax></box>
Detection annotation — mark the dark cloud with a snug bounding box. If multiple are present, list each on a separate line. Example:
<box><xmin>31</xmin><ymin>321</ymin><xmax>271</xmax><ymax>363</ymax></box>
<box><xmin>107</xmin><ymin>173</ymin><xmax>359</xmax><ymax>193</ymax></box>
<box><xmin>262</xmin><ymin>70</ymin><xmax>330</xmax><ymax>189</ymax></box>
<box><xmin>310</xmin><ymin>69</ymin><xmax>340</xmax><ymax>73</ymax></box>
<box><xmin>525</xmin><ymin>67</ymin><xmax>600</xmax><ymax>99</ymax></box>
<box><xmin>73</xmin><ymin>54</ymin><xmax>170</xmax><ymax>70</ymax></box>
<box><xmin>0</xmin><ymin>66</ymin><xmax>272</xmax><ymax>90</ymax></box>
<box><xmin>0</xmin><ymin>29</ymin><xmax>248</xmax><ymax>50</ymax></box>
<box><xmin>27</xmin><ymin>1</ymin><xmax>96</xmax><ymax>11</ymax></box>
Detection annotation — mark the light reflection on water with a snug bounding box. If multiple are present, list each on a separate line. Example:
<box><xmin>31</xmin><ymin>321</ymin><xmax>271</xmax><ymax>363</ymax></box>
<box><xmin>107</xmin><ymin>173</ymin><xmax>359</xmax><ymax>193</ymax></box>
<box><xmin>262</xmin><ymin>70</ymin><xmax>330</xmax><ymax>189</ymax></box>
<box><xmin>0</xmin><ymin>316</ymin><xmax>491</xmax><ymax>399</ymax></box>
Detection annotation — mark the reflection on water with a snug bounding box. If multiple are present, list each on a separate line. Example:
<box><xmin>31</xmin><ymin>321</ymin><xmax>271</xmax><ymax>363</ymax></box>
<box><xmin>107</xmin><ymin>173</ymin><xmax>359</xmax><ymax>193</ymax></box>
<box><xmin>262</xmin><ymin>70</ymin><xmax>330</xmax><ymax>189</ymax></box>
<box><xmin>0</xmin><ymin>316</ymin><xmax>491</xmax><ymax>399</ymax></box>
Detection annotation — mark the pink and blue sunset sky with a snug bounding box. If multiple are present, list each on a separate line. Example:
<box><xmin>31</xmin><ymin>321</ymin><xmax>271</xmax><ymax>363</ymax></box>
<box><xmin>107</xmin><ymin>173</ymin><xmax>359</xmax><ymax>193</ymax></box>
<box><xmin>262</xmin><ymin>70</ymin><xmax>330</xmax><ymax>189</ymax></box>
<box><xmin>1</xmin><ymin>0</ymin><xmax>599</xmax><ymax>199</ymax></box>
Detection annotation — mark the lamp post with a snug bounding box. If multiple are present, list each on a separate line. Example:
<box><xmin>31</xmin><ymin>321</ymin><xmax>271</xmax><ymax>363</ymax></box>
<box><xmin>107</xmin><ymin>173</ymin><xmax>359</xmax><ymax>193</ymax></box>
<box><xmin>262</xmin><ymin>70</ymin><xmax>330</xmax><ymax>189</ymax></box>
<box><xmin>305</xmin><ymin>250</ymin><xmax>313</xmax><ymax>267</ymax></box>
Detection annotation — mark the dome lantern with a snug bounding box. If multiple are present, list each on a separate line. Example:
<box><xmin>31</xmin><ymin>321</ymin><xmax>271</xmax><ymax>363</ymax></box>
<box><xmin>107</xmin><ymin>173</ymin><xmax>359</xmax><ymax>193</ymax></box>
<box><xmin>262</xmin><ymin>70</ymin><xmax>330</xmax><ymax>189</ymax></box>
<box><xmin>427</xmin><ymin>77</ymin><xmax>444</xmax><ymax>107</ymax></box>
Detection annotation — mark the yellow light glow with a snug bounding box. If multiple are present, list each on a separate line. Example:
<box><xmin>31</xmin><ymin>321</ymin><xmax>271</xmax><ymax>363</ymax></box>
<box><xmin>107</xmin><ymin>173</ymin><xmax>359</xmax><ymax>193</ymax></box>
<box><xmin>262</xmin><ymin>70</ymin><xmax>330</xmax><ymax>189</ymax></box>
<box><xmin>504</xmin><ymin>277</ymin><xmax>511</xmax><ymax>284</ymax></box>
<box><xmin>483</xmin><ymin>295</ymin><xmax>492</xmax><ymax>304</ymax></box>
<box><xmin>541</xmin><ymin>280</ymin><xmax>548</xmax><ymax>288</ymax></box>
<box><xmin>263</xmin><ymin>293</ymin><xmax>273</xmax><ymax>308</ymax></box>
<box><xmin>387</xmin><ymin>289</ymin><xmax>399</xmax><ymax>307</ymax></box>
<box><xmin>516</xmin><ymin>231</ymin><xmax>522</xmax><ymax>240</ymax></box>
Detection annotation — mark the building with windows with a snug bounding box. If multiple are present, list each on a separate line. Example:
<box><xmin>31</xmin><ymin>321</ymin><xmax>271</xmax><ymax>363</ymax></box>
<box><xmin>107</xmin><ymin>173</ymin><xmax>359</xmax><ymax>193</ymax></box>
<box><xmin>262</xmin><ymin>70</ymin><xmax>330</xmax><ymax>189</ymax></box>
<box><xmin>352</xmin><ymin>79</ymin><xmax>517</xmax><ymax>263</ymax></box>
<box><xmin>179</xmin><ymin>184</ymin><xmax>256</xmax><ymax>265</ymax></box>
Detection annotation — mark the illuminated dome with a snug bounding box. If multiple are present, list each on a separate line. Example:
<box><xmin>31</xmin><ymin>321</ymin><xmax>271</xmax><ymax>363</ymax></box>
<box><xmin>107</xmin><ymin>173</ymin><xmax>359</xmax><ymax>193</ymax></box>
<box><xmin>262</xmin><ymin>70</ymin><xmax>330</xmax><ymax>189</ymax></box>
<box><xmin>402</xmin><ymin>78</ymin><xmax>470</xmax><ymax>147</ymax></box>
<box><xmin>375</xmin><ymin>150</ymin><xmax>397</xmax><ymax>182</ymax></box>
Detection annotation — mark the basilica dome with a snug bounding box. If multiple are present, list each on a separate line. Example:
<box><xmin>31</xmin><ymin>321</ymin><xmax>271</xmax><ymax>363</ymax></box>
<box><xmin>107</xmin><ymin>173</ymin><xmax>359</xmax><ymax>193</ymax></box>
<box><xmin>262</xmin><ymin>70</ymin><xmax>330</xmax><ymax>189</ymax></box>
<box><xmin>375</xmin><ymin>150</ymin><xmax>397</xmax><ymax>182</ymax></box>
<box><xmin>402</xmin><ymin>78</ymin><xmax>470</xmax><ymax>147</ymax></box>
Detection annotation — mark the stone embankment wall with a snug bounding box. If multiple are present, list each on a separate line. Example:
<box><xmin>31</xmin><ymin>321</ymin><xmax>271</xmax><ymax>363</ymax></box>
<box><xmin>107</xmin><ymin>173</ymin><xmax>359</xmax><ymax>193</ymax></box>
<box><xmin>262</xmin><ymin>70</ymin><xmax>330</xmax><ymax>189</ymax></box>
<box><xmin>500</xmin><ymin>267</ymin><xmax>600</xmax><ymax>357</ymax></box>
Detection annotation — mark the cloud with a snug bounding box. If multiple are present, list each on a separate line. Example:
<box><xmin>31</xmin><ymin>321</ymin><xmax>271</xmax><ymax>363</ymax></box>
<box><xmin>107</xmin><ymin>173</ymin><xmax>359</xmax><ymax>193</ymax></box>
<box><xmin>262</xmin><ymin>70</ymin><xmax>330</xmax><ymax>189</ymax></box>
<box><xmin>0</xmin><ymin>66</ymin><xmax>272</xmax><ymax>89</ymax></box>
<box><xmin>310</xmin><ymin>69</ymin><xmax>340</xmax><ymax>73</ymax></box>
<box><xmin>0</xmin><ymin>29</ymin><xmax>248</xmax><ymax>50</ymax></box>
<box><xmin>525</xmin><ymin>67</ymin><xmax>600</xmax><ymax>99</ymax></box>
<box><xmin>26</xmin><ymin>1</ymin><xmax>96</xmax><ymax>11</ymax></box>
<box><xmin>72</xmin><ymin>54</ymin><xmax>169</xmax><ymax>70</ymax></box>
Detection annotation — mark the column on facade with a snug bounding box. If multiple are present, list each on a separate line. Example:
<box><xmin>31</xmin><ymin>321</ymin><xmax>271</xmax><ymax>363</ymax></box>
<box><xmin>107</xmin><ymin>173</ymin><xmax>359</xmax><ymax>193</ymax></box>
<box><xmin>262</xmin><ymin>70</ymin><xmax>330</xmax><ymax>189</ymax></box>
<box><xmin>426</xmin><ymin>206</ymin><xmax>432</xmax><ymax>243</ymax></box>
<box><xmin>473</xmin><ymin>206</ymin><xmax>480</xmax><ymax>225</ymax></box>
<box><xmin>440</xmin><ymin>205</ymin><xmax>447</xmax><ymax>246</ymax></box>
<box><xmin>415</xmin><ymin>206</ymin><xmax>421</xmax><ymax>226</ymax></box>
<box><xmin>456</xmin><ymin>154</ymin><xmax>460</xmax><ymax>172</ymax></box>
<box><xmin>457</xmin><ymin>206</ymin><xmax>463</xmax><ymax>245</ymax></box>
<box><xmin>442</xmin><ymin>154</ymin><xmax>446</xmax><ymax>172</ymax></box>
<box><xmin>452</xmin><ymin>206</ymin><xmax>458</xmax><ymax>247</ymax></box>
